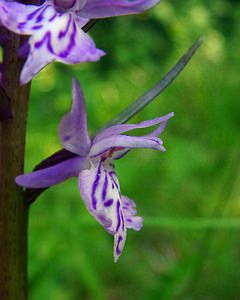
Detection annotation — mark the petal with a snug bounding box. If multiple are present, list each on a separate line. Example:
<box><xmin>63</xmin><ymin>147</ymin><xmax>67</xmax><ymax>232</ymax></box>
<box><xmin>78</xmin><ymin>0</ymin><xmax>160</xmax><ymax>18</ymax></box>
<box><xmin>90</xmin><ymin>135</ymin><xmax>166</xmax><ymax>158</ymax></box>
<box><xmin>15</xmin><ymin>157</ymin><xmax>88</xmax><ymax>188</ymax></box>
<box><xmin>0</xmin><ymin>1</ymin><xmax>105</xmax><ymax>83</ymax></box>
<box><xmin>93</xmin><ymin>112</ymin><xmax>174</xmax><ymax>143</ymax></box>
<box><xmin>0</xmin><ymin>2</ymin><xmax>56</xmax><ymax>35</ymax></box>
<box><xmin>78</xmin><ymin>159</ymin><xmax>127</xmax><ymax>261</ymax></box>
<box><xmin>122</xmin><ymin>196</ymin><xmax>143</xmax><ymax>231</ymax></box>
<box><xmin>20</xmin><ymin>13</ymin><xmax>105</xmax><ymax>83</ymax></box>
<box><xmin>59</xmin><ymin>78</ymin><xmax>91</xmax><ymax>156</ymax></box>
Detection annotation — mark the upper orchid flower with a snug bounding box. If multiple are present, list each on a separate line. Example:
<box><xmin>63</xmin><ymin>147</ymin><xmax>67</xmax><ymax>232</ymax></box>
<box><xmin>0</xmin><ymin>0</ymin><xmax>160</xmax><ymax>84</ymax></box>
<box><xmin>16</xmin><ymin>78</ymin><xmax>173</xmax><ymax>261</ymax></box>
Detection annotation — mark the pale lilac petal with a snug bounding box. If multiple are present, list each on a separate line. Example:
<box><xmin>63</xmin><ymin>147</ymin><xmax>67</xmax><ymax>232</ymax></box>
<box><xmin>59</xmin><ymin>79</ymin><xmax>91</xmax><ymax>156</ymax></box>
<box><xmin>78</xmin><ymin>159</ymin><xmax>127</xmax><ymax>260</ymax></box>
<box><xmin>15</xmin><ymin>157</ymin><xmax>89</xmax><ymax>188</ymax></box>
<box><xmin>0</xmin><ymin>1</ymin><xmax>104</xmax><ymax>84</ymax></box>
<box><xmin>93</xmin><ymin>112</ymin><xmax>174</xmax><ymax>143</ymax></box>
<box><xmin>78</xmin><ymin>0</ymin><xmax>160</xmax><ymax>18</ymax></box>
<box><xmin>0</xmin><ymin>2</ymin><xmax>56</xmax><ymax>35</ymax></box>
<box><xmin>122</xmin><ymin>196</ymin><xmax>143</xmax><ymax>231</ymax></box>
<box><xmin>20</xmin><ymin>13</ymin><xmax>105</xmax><ymax>83</ymax></box>
<box><xmin>90</xmin><ymin>135</ymin><xmax>166</xmax><ymax>158</ymax></box>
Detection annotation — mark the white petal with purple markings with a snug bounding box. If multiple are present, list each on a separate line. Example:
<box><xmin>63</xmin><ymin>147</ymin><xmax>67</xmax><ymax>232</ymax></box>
<box><xmin>78</xmin><ymin>158</ymin><xmax>128</xmax><ymax>260</ymax></box>
<box><xmin>20</xmin><ymin>8</ymin><xmax>104</xmax><ymax>83</ymax></box>
<box><xmin>0</xmin><ymin>0</ymin><xmax>104</xmax><ymax>83</ymax></box>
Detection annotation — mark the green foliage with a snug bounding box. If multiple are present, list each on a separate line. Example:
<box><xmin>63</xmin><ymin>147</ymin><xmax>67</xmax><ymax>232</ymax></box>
<box><xmin>26</xmin><ymin>0</ymin><xmax>240</xmax><ymax>299</ymax></box>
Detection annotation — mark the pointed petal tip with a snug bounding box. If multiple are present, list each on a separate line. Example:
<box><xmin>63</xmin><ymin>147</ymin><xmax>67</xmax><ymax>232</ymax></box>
<box><xmin>161</xmin><ymin>146</ymin><xmax>166</xmax><ymax>152</ymax></box>
<box><xmin>114</xmin><ymin>255</ymin><xmax>119</xmax><ymax>263</ymax></box>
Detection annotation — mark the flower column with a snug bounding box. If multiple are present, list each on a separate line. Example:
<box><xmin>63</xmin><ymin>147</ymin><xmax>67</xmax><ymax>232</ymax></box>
<box><xmin>0</xmin><ymin>29</ymin><xmax>31</xmax><ymax>300</ymax></box>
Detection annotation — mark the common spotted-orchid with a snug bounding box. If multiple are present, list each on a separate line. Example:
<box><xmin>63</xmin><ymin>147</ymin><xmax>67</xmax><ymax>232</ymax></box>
<box><xmin>16</xmin><ymin>78</ymin><xmax>173</xmax><ymax>261</ymax></box>
<box><xmin>0</xmin><ymin>0</ymin><xmax>160</xmax><ymax>84</ymax></box>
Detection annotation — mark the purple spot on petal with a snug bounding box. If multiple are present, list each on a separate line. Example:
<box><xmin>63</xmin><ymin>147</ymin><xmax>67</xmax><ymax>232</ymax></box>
<box><xmin>18</xmin><ymin>22</ymin><xmax>27</xmax><ymax>30</ymax></box>
<box><xmin>104</xmin><ymin>199</ymin><xmax>113</xmax><ymax>207</ymax></box>
<box><xmin>63</xmin><ymin>135</ymin><xmax>71</xmax><ymax>142</ymax></box>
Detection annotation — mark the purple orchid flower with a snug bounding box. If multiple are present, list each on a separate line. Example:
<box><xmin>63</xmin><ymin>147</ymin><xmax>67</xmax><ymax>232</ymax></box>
<box><xmin>0</xmin><ymin>0</ymin><xmax>160</xmax><ymax>84</ymax></box>
<box><xmin>16</xmin><ymin>79</ymin><xmax>173</xmax><ymax>261</ymax></box>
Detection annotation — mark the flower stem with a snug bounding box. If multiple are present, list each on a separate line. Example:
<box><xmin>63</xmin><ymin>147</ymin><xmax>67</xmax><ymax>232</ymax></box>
<box><xmin>0</xmin><ymin>31</ymin><xmax>31</xmax><ymax>299</ymax></box>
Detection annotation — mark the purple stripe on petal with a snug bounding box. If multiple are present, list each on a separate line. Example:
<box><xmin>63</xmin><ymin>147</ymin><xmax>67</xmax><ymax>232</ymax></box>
<box><xmin>58</xmin><ymin>15</ymin><xmax>72</xmax><ymax>39</ymax></box>
<box><xmin>116</xmin><ymin>235</ymin><xmax>123</xmax><ymax>256</ymax></box>
<box><xmin>58</xmin><ymin>21</ymin><xmax>77</xmax><ymax>58</ymax></box>
<box><xmin>115</xmin><ymin>201</ymin><xmax>121</xmax><ymax>233</ymax></box>
<box><xmin>120</xmin><ymin>211</ymin><xmax>125</xmax><ymax>231</ymax></box>
<box><xmin>109</xmin><ymin>171</ymin><xmax>119</xmax><ymax>191</ymax></box>
<box><xmin>35</xmin><ymin>31</ymin><xmax>53</xmax><ymax>52</ymax></box>
<box><xmin>27</xmin><ymin>6</ymin><xmax>45</xmax><ymax>21</ymax></box>
<box><xmin>1</xmin><ymin>6</ymin><xmax>8</xmax><ymax>14</ymax></box>
<box><xmin>49</xmin><ymin>13</ymin><xmax>57</xmax><ymax>22</ymax></box>
<box><xmin>36</xmin><ymin>5</ymin><xmax>51</xmax><ymax>23</ymax></box>
<box><xmin>102</xmin><ymin>173</ymin><xmax>108</xmax><ymax>201</ymax></box>
<box><xmin>91</xmin><ymin>162</ymin><xmax>102</xmax><ymax>210</ymax></box>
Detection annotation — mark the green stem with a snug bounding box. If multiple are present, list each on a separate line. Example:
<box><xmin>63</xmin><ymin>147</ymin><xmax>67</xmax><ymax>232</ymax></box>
<box><xmin>0</xmin><ymin>31</ymin><xmax>31</xmax><ymax>300</ymax></box>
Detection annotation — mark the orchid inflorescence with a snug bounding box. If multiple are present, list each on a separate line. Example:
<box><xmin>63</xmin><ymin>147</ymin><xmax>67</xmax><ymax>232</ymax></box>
<box><xmin>0</xmin><ymin>0</ymin><xmax>174</xmax><ymax>261</ymax></box>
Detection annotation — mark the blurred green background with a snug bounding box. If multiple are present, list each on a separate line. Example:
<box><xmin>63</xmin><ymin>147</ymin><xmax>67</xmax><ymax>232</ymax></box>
<box><xmin>26</xmin><ymin>0</ymin><xmax>240</xmax><ymax>299</ymax></box>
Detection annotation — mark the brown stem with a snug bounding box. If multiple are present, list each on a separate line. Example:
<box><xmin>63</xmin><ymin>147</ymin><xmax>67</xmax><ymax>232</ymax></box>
<box><xmin>0</xmin><ymin>30</ymin><xmax>31</xmax><ymax>300</ymax></box>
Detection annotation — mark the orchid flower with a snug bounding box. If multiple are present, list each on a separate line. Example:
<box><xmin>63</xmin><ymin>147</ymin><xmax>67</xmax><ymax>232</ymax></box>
<box><xmin>0</xmin><ymin>0</ymin><xmax>160</xmax><ymax>84</ymax></box>
<box><xmin>16</xmin><ymin>79</ymin><xmax>173</xmax><ymax>261</ymax></box>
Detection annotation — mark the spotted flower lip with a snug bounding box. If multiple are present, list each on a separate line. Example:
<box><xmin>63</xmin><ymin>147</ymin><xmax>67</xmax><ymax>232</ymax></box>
<box><xmin>0</xmin><ymin>0</ymin><xmax>160</xmax><ymax>84</ymax></box>
<box><xmin>16</xmin><ymin>78</ymin><xmax>173</xmax><ymax>261</ymax></box>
